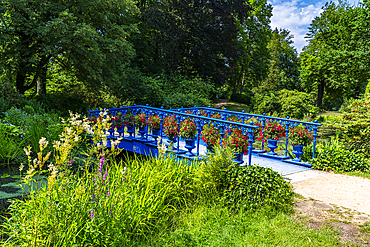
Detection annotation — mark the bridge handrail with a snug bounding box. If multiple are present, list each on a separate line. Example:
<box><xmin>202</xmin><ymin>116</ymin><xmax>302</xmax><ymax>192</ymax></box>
<box><xmin>177</xmin><ymin>106</ymin><xmax>322</xmax><ymax>159</ymax></box>
<box><xmin>88</xmin><ymin>104</ymin><xmax>258</xmax><ymax>166</ymax></box>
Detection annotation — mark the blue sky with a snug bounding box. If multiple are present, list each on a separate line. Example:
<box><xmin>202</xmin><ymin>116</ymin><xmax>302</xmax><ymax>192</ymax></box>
<box><xmin>269</xmin><ymin>0</ymin><xmax>359</xmax><ymax>53</ymax></box>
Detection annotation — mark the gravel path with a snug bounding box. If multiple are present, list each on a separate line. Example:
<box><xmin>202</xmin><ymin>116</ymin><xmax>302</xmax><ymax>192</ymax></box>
<box><xmin>293</xmin><ymin>172</ymin><xmax>370</xmax><ymax>215</ymax></box>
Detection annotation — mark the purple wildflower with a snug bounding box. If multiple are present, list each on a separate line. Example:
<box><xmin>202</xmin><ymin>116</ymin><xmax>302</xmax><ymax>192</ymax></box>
<box><xmin>90</xmin><ymin>210</ymin><xmax>95</xmax><ymax>218</ymax></box>
<box><xmin>109</xmin><ymin>210</ymin><xmax>111</xmax><ymax>216</ymax></box>
<box><xmin>103</xmin><ymin>171</ymin><xmax>108</xmax><ymax>181</ymax></box>
<box><xmin>69</xmin><ymin>159</ymin><xmax>73</xmax><ymax>166</ymax></box>
<box><xmin>107</xmin><ymin>190</ymin><xmax>110</xmax><ymax>197</ymax></box>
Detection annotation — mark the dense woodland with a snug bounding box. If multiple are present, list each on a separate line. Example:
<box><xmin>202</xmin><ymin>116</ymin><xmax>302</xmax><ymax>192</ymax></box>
<box><xmin>1</xmin><ymin>0</ymin><xmax>369</xmax><ymax>117</ymax></box>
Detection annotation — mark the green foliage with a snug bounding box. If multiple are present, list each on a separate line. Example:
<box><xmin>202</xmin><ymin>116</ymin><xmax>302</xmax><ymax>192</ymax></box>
<box><xmin>312</xmin><ymin>138</ymin><xmax>370</xmax><ymax>172</ymax></box>
<box><xmin>0</xmin><ymin>123</ymin><xmax>26</xmax><ymax>166</ymax></box>
<box><xmin>253</xmin><ymin>92</ymin><xmax>281</xmax><ymax>116</ymax></box>
<box><xmin>222</xmin><ymin>165</ymin><xmax>294</xmax><ymax>211</ymax></box>
<box><xmin>111</xmin><ymin>71</ymin><xmax>214</xmax><ymax>108</ymax></box>
<box><xmin>2</xmin><ymin>156</ymin><xmax>194</xmax><ymax>245</ymax></box>
<box><xmin>193</xmin><ymin>145</ymin><xmax>233</xmax><ymax>197</ymax></box>
<box><xmin>253</xmin><ymin>89</ymin><xmax>317</xmax><ymax>119</ymax></box>
<box><xmin>0</xmin><ymin>81</ymin><xmax>26</xmax><ymax>116</ymax></box>
<box><xmin>230</xmin><ymin>92</ymin><xmax>252</xmax><ymax>105</ymax></box>
<box><xmin>134</xmin><ymin>0</ymin><xmax>252</xmax><ymax>86</ymax></box>
<box><xmin>301</xmin><ymin>1</ymin><xmax>370</xmax><ymax>107</ymax></box>
<box><xmin>259</xmin><ymin>28</ymin><xmax>301</xmax><ymax>92</ymax></box>
<box><xmin>328</xmin><ymin>95</ymin><xmax>370</xmax><ymax>157</ymax></box>
<box><xmin>1</xmin><ymin>0</ymin><xmax>139</xmax><ymax>95</ymax></box>
<box><xmin>3</xmin><ymin>107</ymin><xmax>62</xmax><ymax>153</ymax></box>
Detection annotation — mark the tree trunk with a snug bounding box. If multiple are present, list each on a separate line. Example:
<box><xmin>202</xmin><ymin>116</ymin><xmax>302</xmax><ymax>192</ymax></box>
<box><xmin>239</xmin><ymin>71</ymin><xmax>245</xmax><ymax>94</ymax></box>
<box><xmin>234</xmin><ymin>72</ymin><xmax>242</xmax><ymax>94</ymax></box>
<box><xmin>316</xmin><ymin>80</ymin><xmax>326</xmax><ymax>107</ymax></box>
<box><xmin>37</xmin><ymin>67</ymin><xmax>47</xmax><ymax>96</ymax></box>
<box><xmin>16</xmin><ymin>69</ymin><xmax>27</xmax><ymax>95</ymax></box>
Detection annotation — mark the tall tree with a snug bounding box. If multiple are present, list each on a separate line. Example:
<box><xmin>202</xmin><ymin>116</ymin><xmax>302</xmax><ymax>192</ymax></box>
<box><xmin>301</xmin><ymin>1</ymin><xmax>370</xmax><ymax>107</ymax></box>
<box><xmin>230</xmin><ymin>0</ymin><xmax>273</xmax><ymax>94</ymax></box>
<box><xmin>132</xmin><ymin>0</ymin><xmax>253</xmax><ymax>86</ymax></box>
<box><xmin>259</xmin><ymin>28</ymin><xmax>301</xmax><ymax>93</ymax></box>
<box><xmin>0</xmin><ymin>0</ymin><xmax>139</xmax><ymax>95</ymax></box>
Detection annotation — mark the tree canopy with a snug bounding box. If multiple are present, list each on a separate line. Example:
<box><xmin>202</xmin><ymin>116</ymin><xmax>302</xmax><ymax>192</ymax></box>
<box><xmin>301</xmin><ymin>1</ymin><xmax>370</xmax><ymax>107</ymax></box>
<box><xmin>0</xmin><ymin>0</ymin><xmax>139</xmax><ymax>95</ymax></box>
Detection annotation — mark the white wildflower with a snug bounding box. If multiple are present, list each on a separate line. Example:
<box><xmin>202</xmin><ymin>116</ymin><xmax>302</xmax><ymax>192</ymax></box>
<box><xmin>39</xmin><ymin>137</ymin><xmax>48</xmax><ymax>150</ymax></box>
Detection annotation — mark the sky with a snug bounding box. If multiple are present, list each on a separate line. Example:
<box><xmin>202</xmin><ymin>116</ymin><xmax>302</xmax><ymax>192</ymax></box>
<box><xmin>269</xmin><ymin>0</ymin><xmax>359</xmax><ymax>53</ymax></box>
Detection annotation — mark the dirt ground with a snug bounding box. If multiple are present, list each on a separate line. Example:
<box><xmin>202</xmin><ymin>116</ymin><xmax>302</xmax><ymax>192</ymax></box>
<box><xmin>294</xmin><ymin>196</ymin><xmax>370</xmax><ymax>246</ymax></box>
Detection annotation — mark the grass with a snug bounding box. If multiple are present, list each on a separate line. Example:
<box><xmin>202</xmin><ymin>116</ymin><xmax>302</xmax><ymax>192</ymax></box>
<box><xmin>337</xmin><ymin>170</ymin><xmax>370</xmax><ymax>179</ymax></box>
<box><xmin>143</xmin><ymin>202</ymin><xmax>347</xmax><ymax>246</ymax></box>
<box><xmin>217</xmin><ymin>101</ymin><xmax>250</xmax><ymax>113</ymax></box>
<box><xmin>317</xmin><ymin>111</ymin><xmax>343</xmax><ymax>117</ymax></box>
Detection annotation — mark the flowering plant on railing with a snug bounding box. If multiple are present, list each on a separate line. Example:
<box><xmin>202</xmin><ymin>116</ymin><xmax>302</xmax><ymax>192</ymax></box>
<box><xmin>124</xmin><ymin>111</ymin><xmax>135</xmax><ymax>126</ymax></box>
<box><xmin>289</xmin><ymin>125</ymin><xmax>313</xmax><ymax>146</ymax></box>
<box><xmin>227</xmin><ymin>116</ymin><xmax>242</xmax><ymax>123</ymax></box>
<box><xmin>163</xmin><ymin>115</ymin><xmax>178</xmax><ymax>140</ymax></box>
<box><xmin>223</xmin><ymin>128</ymin><xmax>248</xmax><ymax>154</ymax></box>
<box><xmin>147</xmin><ymin>115</ymin><xmax>161</xmax><ymax>130</ymax></box>
<box><xmin>134</xmin><ymin>113</ymin><xmax>146</xmax><ymax>128</ymax></box>
<box><xmin>201</xmin><ymin>124</ymin><xmax>220</xmax><ymax>146</ymax></box>
<box><xmin>114</xmin><ymin>112</ymin><xmax>125</xmax><ymax>128</ymax></box>
<box><xmin>263</xmin><ymin>121</ymin><xmax>285</xmax><ymax>140</ymax></box>
<box><xmin>211</xmin><ymin>113</ymin><xmax>221</xmax><ymax>119</ymax></box>
<box><xmin>179</xmin><ymin>118</ymin><xmax>197</xmax><ymax>139</ymax></box>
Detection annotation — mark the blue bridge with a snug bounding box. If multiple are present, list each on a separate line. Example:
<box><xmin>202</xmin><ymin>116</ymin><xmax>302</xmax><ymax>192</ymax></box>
<box><xmin>88</xmin><ymin>105</ymin><xmax>321</xmax><ymax>176</ymax></box>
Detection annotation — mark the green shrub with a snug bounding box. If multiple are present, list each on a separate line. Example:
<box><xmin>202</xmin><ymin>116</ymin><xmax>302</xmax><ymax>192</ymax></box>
<box><xmin>312</xmin><ymin>138</ymin><xmax>369</xmax><ymax>172</ymax></box>
<box><xmin>230</xmin><ymin>92</ymin><xmax>252</xmax><ymax>105</ymax></box>
<box><xmin>328</xmin><ymin>95</ymin><xmax>370</xmax><ymax>157</ymax></box>
<box><xmin>0</xmin><ymin>81</ymin><xmax>27</xmax><ymax>116</ymax></box>
<box><xmin>3</xmin><ymin>107</ymin><xmax>63</xmax><ymax>153</ymax></box>
<box><xmin>253</xmin><ymin>90</ymin><xmax>317</xmax><ymax>119</ymax></box>
<box><xmin>253</xmin><ymin>92</ymin><xmax>281</xmax><ymax>116</ymax></box>
<box><xmin>222</xmin><ymin>165</ymin><xmax>294</xmax><ymax>212</ymax></box>
<box><xmin>193</xmin><ymin>145</ymin><xmax>233</xmax><ymax>197</ymax></box>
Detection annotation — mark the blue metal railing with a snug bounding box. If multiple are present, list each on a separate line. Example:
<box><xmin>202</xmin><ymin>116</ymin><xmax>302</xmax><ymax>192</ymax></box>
<box><xmin>89</xmin><ymin>105</ymin><xmax>259</xmax><ymax>166</ymax></box>
<box><xmin>176</xmin><ymin>106</ymin><xmax>322</xmax><ymax>159</ymax></box>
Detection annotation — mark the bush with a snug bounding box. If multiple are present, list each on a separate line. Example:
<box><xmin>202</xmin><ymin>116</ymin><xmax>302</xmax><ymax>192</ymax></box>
<box><xmin>0</xmin><ymin>81</ymin><xmax>27</xmax><ymax>116</ymax></box>
<box><xmin>193</xmin><ymin>145</ymin><xmax>233</xmax><ymax>197</ymax></box>
<box><xmin>329</xmin><ymin>95</ymin><xmax>370</xmax><ymax>157</ymax></box>
<box><xmin>222</xmin><ymin>164</ymin><xmax>294</xmax><ymax>211</ymax></box>
<box><xmin>253</xmin><ymin>92</ymin><xmax>281</xmax><ymax>116</ymax></box>
<box><xmin>312</xmin><ymin>138</ymin><xmax>369</xmax><ymax>172</ymax></box>
<box><xmin>253</xmin><ymin>90</ymin><xmax>317</xmax><ymax>119</ymax></box>
<box><xmin>230</xmin><ymin>92</ymin><xmax>252</xmax><ymax>105</ymax></box>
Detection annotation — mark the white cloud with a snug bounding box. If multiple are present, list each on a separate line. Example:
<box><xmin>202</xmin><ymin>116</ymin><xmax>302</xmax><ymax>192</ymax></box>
<box><xmin>269</xmin><ymin>0</ymin><xmax>325</xmax><ymax>53</ymax></box>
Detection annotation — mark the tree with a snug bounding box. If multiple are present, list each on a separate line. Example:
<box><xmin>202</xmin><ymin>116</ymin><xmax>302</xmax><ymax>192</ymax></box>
<box><xmin>132</xmin><ymin>0</ymin><xmax>253</xmax><ymax>86</ymax></box>
<box><xmin>301</xmin><ymin>1</ymin><xmax>370</xmax><ymax>107</ymax></box>
<box><xmin>0</xmin><ymin>0</ymin><xmax>139</xmax><ymax>95</ymax></box>
<box><xmin>230</xmin><ymin>0</ymin><xmax>273</xmax><ymax>94</ymax></box>
<box><xmin>259</xmin><ymin>28</ymin><xmax>301</xmax><ymax>93</ymax></box>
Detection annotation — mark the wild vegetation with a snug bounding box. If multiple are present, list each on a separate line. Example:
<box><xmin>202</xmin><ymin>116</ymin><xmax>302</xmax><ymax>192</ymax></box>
<box><xmin>1</xmin><ymin>0</ymin><xmax>370</xmax><ymax>245</ymax></box>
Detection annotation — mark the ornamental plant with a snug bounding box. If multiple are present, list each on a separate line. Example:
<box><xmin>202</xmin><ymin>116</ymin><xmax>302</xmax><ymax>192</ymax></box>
<box><xmin>263</xmin><ymin>120</ymin><xmax>285</xmax><ymax>140</ymax></box>
<box><xmin>163</xmin><ymin>115</ymin><xmax>178</xmax><ymax>140</ymax></box>
<box><xmin>211</xmin><ymin>112</ymin><xmax>221</xmax><ymax>119</ymax></box>
<box><xmin>134</xmin><ymin>113</ymin><xmax>146</xmax><ymax>128</ymax></box>
<box><xmin>179</xmin><ymin>118</ymin><xmax>197</xmax><ymax>139</ymax></box>
<box><xmin>289</xmin><ymin>125</ymin><xmax>313</xmax><ymax>146</ymax></box>
<box><xmin>201</xmin><ymin>124</ymin><xmax>221</xmax><ymax>146</ymax></box>
<box><xmin>124</xmin><ymin>111</ymin><xmax>135</xmax><ymax>126</ymax></box>
<box><xmin>147</xmin><ymin>115</ymin><xmax>161</xmax><ymax>130</ymax></box>
<box><xmin>223</xmin><ymin>128</ymin><xmax>248</xmax><ymax>154</ymax></box>
<box><xmin>113</xmin><ymin>112</ymin><xmax>125</xmax><ymax>128</ymax></box>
